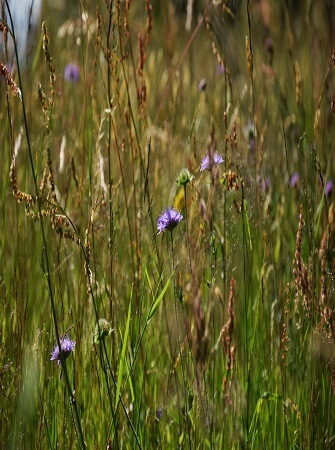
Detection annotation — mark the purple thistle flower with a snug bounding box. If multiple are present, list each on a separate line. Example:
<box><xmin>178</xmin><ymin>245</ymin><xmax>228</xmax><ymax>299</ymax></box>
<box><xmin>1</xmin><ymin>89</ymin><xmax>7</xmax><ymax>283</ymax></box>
<box><xmin>157</xmin><ymin>208</ymin><xmax>183</xmax><ymax>233</ymax></box>
<box><xmin>64</xmin><ymin>63</ymin><xmax>80</xmax><ymax>83</ymax></box>
<box><xmin>325</xmin><ymin>180</ymin><xmax>333</xmax><ymax>196</ymax></box>
<box><xmin>290</xmin><ymin>172</ymin><xmax>299</xmax><ymax>188</ymax></box>
<box><xmin>200</xmin><ymin>151</ymin><xmax>224</xmax><ymax>172</ymax></box>
<box><xmin>50</xmin><ymin>335</ymin><xmax>76</xmax><ymax>366</ymax></box>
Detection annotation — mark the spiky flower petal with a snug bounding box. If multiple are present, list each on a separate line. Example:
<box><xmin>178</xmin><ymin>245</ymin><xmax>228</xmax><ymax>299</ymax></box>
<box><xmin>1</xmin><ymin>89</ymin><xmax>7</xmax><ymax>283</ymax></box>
<box><xmin>200</xmin><ymin>151</ymin><xmax>224</xmax><ymax>171</ymax></box>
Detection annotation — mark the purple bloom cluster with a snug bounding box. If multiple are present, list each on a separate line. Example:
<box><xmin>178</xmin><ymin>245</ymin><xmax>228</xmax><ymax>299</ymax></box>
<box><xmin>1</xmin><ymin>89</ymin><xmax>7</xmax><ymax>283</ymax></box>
<box><xmin>64</xmin><ymin>63</ymin><xmax>80</xmax><ymax>83</ymax></box>
<box><xmin>200</xmin><ymin>151</ymin><xmax>224</xmax><ymax>172</ymax></box>
<box><xmin>50</xmin><ymin>335</ymin><xmax>76</xmax><ymax>366</ymax></box>
<box><xmin>157</xmin><ymin>208</ymin><xmax>183</xmax><ymax>233</ymax></box>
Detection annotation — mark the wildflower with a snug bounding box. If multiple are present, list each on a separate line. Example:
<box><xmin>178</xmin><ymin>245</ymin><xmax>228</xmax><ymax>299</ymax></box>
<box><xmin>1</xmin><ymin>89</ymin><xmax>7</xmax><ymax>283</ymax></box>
<box><xmin>200</xmin><ymin>151</ymin><xmax>224</xmax><ymax>172</ymax></box>
<box><xmin>290</xmin><ymin>172</ymin><xmax>299</xmax><ymax>188</ymax></box>
<box><xmin>50</xmin><ymin>335</ymin><xmax>75</xmax><ymax>366</ymax></box>
<box><xmin>157</xmin><ymin>208</ymin><xmax>183</xmax><ymax>233</ymax></box>
<box><xmin>64</xmin><ymin>63</ymin><xmax>80</xmax><ymax>83</ymax></box>
<box><xmin>93</xmin><ymin>319</ymin><xmax>113</xmax><ymax>344</ymax></box>
<box><xmin>325</xmin><ymin>180</ymin><xmax>333</xmax><ymax>196</ymax></box>
<box><xmin>176</xmin><ymin>168</ymin><xmax>194</xmax><ymax>186</ymax></box>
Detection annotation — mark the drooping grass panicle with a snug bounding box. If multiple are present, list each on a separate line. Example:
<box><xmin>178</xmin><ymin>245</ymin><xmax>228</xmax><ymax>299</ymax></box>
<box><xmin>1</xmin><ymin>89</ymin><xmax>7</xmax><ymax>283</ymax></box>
<box><xmin>0</xmin><ymin>60</ymin><xmax>21</xmax><ymax>99</ymax></box>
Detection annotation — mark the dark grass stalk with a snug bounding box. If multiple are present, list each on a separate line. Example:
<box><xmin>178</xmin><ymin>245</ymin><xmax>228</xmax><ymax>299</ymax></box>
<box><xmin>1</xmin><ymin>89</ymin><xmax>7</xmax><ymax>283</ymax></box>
<box><xmin>183</xmin><ymin>184</ymin><xmax>193</xmax><ymax>277</ymax></box>
<box><xmin>127</xmin><ymin>115</ymin><xmax>141</xmax><ymax>302</ymax></box>
<box><xmin>4</xmin><ymin>3</ymin><xmax>86</xmax><ymax>447</ymax></box>
<box><xmin>105</xmin><ymin>0</ymin><xmax>116</xmax><ymax>366</ymax></box>
<box><xmin>245</xmin><ymin>0</ymin><xmax>258</xmax><ymax>219</ymax></box>
<box><xmin>241</xmin><ymin>183</ymin><xmax>251</xmax><ymax>441</ymax></box>
<box><xmin>282</xmin><ymin>114</ymin><xmax>290</xmax><ymax>185</ymax></box>
<box><xmin>206</xmin><ymin>152</ymin><xmax>220</xmax><ymax>439</ymax></box>
<box><xmin>170</xmin><ymin>230</ymin><xmax>192</xmax><ymax>450</ymax></box>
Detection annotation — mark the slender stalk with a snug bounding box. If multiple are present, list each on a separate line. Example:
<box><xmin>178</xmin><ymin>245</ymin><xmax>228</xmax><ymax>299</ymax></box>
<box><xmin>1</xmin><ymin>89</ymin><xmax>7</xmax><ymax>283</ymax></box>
<box><xmin>183</xmin><ymin>185</ymin><xmax>193</xmax><ymax>276</ymax></box>
<box><xmin>241</xmin><ymin>184</ymin><xmax>251</xmax><ymax>440</ymax></box>
<box><xmin>105</xmin><ymin>0</ymin><xmax>116</xmax><ymax>360</ymax></box>
<box><xmin>170</xmin><ymin>231</ymin><xmax>192</xmax><ymax>450</ymax></box>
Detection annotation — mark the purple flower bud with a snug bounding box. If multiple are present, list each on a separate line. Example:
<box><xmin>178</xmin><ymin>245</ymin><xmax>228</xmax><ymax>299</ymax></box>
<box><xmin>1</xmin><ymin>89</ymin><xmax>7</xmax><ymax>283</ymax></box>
<box><xmin>64</xmin><ymin>63</ymin><xmax>80</xmax><ymax>83</ymax></box>
<box><xmin>325</xmin><ymin>180</ymin><xmax>333</xmax><ymax>196</ymax></box>
<box><xmin>290</xmin><ymin>173</ymin><xmax>299</xmax><ymax>188</ymax></box>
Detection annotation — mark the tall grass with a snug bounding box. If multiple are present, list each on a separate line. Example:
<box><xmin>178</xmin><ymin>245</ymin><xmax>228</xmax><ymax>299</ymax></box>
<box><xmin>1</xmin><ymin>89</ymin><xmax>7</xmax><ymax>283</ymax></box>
<box><xmin>1</xmin><ymin>0</ymin><xmax>335</xmax><ymax>448</ymax></box>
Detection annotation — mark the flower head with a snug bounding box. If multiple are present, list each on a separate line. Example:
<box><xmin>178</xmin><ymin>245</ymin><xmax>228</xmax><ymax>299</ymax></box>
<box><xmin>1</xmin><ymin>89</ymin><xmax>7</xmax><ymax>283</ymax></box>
<box><xmin>176</xmin><ymin>168</ymin><xmax>194</xmax><ymax>186</ymax></box>
<box><xmin>93</xmin><ymin>318</ymin><xmax>113</xmax><ymax>344</ymax></box>
<box><xmin>157</xmin><ymin>208</ymin><xmax>183</xmax><ymax>233</ymax></box>
<box><xmin>50</xmin><ymin>335</ymin><xmax>75</xmax><ymax>366</ymax></box>
<box><xmin>325</xmin><ymin>180</ymin><xmax>333</xmax><ymax>196</ymax></box>
<box><xmin>200</xmin><ymin>151</ymin><xmax>224</xmax><ymax>172</ymax></box>
<box><xmin>64</xmin><ymin>63</ymin><xmax>80</xmax><ymax>83</ymax></box>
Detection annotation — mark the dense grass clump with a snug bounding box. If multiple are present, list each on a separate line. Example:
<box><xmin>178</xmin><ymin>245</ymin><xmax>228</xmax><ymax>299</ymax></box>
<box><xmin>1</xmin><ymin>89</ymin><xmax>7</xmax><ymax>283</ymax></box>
<box><xmin>1</xmin><ymin>0</ymin><xmax>335</xmax><ymax>448</ymax></box>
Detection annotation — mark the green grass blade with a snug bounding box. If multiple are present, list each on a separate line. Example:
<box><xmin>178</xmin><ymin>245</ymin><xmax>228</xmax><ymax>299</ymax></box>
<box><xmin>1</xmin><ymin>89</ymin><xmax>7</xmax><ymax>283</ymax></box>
<box><xmin>146</xmin><ymin>275</ymin><xmax>172</xmax><ymax>323</ymax></box>
<box><xmin>116</xmin><ymin>297</ymin><xmax>132</xmax><ymax>406</ymax></box>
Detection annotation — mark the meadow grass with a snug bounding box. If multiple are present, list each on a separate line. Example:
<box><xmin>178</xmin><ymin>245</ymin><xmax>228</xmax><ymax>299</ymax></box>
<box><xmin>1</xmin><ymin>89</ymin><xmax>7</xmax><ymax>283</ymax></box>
<box><xmin>1</xmin><ymin>0</ymin><xmax>335</xmax><ymax>448</ymax></box>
